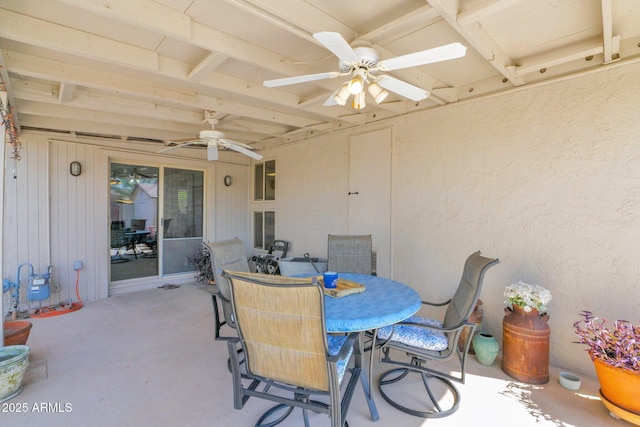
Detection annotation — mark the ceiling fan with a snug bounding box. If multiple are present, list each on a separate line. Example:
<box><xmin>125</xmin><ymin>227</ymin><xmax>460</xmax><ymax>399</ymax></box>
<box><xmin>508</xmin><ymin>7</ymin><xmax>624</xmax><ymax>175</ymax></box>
<box><xmin>158</xmin><ymin>111</ymin><xmax>263</xmax><ymax>161</ymax></box>
<box><xmin>263</xmin><ymin>32</ymin><xmax>466</xmax><ymax>109</ymax></box>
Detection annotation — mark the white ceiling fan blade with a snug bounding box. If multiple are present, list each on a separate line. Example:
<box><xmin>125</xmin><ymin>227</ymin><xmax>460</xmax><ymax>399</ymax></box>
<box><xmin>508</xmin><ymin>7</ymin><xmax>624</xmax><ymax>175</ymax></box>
<box><xmin>313</xmin><ymin>32</ymin><xmax>359</xmax><ymax>64</ymax></box>
<box><xmin>158</xmin><ymin>140</ymin><xmax>204</xmax><ymax>153</ymax></box>
<box><xmin>376</xmin><ymin>75</ymin><xmax>430</xmax><ymax>102</ymax></box>
<box><xmin>207</xmin><ymin>144</ymin><xmax>218</xmax><ymax>161</ymax></box>
<box><xmin>223</xmin><ymin>139</ymin><xmax>254</xmax><ymax>150</ymax></box>
<box><xmin>378</xmin><ymin>42</ymin><xmax>467</xmax><ymax>71</ymax></box>
<box><xmin>219</xmin><ymin>139</ymin><xmax>263</xmax><ymax>160</ymax></box>
<box><xmin>263</xmin><ymin>71</ymin><xmax>340</xmax><ymax>87</ymax></box>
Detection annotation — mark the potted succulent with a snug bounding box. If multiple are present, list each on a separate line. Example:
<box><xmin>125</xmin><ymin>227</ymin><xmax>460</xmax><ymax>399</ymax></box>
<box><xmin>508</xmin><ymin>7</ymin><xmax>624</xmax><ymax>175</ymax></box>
<box><xmin>574</xmin><ymin>311</ymin><xmax>640</xmax><ymax>420</ymax></box>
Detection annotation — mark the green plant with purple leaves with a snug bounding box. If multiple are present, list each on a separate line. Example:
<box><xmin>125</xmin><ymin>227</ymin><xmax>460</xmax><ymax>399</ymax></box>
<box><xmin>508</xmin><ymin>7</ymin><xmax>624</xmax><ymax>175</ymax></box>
<box><xmin>574</xmin><ymin>310</ymin><xmax>640</xmax><ymax>373</ymax></box>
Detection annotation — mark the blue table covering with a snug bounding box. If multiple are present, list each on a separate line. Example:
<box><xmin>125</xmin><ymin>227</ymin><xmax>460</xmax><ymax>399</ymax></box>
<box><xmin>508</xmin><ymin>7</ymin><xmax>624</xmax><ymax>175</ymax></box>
<box><xmin>321</xmin><ymin>273</ymin><xmax>422</xmax><ymax>333</ymax></box>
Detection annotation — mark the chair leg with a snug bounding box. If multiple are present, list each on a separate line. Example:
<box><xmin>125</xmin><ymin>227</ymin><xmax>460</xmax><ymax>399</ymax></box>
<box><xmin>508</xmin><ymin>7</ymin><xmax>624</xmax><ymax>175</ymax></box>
<box><xmin>378</xmin><ymin>366</ymin><xmax>460</xmax><ymax>418</ymax></box>
<box><xmin>256</xmin><ymin>404</ymin><xmax>295</xmax><ymax>427</ymax></box>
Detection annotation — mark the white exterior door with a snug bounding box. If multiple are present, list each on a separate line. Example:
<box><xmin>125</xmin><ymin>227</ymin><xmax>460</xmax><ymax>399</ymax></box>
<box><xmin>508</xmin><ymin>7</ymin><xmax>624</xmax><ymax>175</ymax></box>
<box><xmin>348</xmin><ymin>128</ymin><xmax>392</xmax><ymax>278</ymax></box>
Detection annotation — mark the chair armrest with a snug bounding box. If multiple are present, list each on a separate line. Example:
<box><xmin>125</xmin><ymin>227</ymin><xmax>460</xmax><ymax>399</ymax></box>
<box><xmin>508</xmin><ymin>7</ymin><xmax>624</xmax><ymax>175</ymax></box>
<box><xmin>328</xmin><ymin>331</ymin><xmax>359</xmax><ymax>362</ymax></box>
<box><xmin>421</xmin><ymin>298</ymin><xmax>452</xmax><ymax>307</ymax></box>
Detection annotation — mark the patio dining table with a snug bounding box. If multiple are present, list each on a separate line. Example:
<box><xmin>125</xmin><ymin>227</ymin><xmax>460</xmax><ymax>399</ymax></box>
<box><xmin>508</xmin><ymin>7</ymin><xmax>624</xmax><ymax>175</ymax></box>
<box><xmin>124</xmin><ymin>230</ymin><xmax>150</xmax><ymax>259</ymax></box>
<box><xmin>306</xmin><ymin>273</ymin><xmax>423</xmax><ymax>421</ymax></box>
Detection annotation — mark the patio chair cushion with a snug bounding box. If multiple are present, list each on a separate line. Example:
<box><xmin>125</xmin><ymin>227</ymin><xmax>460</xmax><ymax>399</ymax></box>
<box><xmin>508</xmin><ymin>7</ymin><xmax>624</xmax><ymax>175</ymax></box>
<box><xmin>377</xmin><ymin>315</ymin><xmax>448</xmax><ymax>351</ymax></box>
<box><xmin>327</xmin><ymin>334</ymin><xmax>353</xmax><ymax>383</ymax></box>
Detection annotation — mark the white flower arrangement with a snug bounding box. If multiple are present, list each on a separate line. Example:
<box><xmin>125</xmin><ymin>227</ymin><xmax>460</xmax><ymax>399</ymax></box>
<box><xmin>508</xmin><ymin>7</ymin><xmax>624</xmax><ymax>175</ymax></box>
<box><xmin>504</xmin><ymin>280</ymin><xmax>552</xmax><ymax>313</ymax></box>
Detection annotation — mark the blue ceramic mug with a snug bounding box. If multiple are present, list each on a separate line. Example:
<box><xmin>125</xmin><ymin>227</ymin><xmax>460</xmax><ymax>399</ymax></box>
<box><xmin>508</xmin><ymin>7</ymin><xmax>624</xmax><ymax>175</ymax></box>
<box><xmin>323</xmin><ymin>271</ymin><xmax>338</xmax><ymax>289</ymax></box>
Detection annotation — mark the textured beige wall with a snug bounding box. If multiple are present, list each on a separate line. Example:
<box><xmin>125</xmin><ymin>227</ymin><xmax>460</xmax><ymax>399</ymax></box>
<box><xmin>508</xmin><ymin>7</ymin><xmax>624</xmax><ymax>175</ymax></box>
<box><xmin>3</xmin><ymin>60</ymin><xmax>638</xmax><ymax>377</ymax></box>
<box><xmin>392</xmin><ymin>61</ymin><xmax>640</xmax><ymax>376</ymax></box>
<box><xmin>270</xmin><ymin>61</ymin><xmax>640</xmax><ymax>377</ymax></box>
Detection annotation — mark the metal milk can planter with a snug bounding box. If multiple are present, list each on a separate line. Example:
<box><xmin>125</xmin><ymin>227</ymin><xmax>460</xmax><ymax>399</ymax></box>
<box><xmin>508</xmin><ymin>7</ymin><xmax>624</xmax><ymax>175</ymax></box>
<box><xmin>501</xmin><ymin>305</ymin><xmax>550</xmax><ymax>384</ymax></box>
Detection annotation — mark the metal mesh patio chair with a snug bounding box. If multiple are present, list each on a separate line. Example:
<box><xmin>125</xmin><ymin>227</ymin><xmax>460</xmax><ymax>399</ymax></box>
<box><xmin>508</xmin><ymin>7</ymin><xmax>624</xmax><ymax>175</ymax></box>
<box><xmin>222</xmin><ymin>270</ymin><xmax>369</xmax><ymax>427</ymax></box>
<box><xmin>375</xmin><ymin>251</ymin><xmax>499</xmax><ymax>418</ymax></box>
<box><xmin>327</xmin><ymin>234</ymin><xmax>373</xmax><ymax>275</ymax></box>
<box><xmin>203</xmin><ymin>238</ymin><xmax>251</xmax><ymax>341</ymax></box>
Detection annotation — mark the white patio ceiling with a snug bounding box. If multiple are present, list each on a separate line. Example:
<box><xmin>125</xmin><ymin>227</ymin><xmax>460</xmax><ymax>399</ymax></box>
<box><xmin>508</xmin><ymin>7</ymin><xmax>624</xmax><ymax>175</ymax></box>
<box><xmin>1</xmin><ymin>0</ymin><xmax>639</xmax><ymax>155</ymax></box>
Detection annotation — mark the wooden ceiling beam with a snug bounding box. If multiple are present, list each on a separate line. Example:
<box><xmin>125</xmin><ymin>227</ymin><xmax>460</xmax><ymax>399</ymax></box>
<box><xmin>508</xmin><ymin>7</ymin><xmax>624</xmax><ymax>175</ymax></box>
<box><xmin>0</xmin><ymin>9</ymin><xmax>158</xmax><ymax>71</ymax></box>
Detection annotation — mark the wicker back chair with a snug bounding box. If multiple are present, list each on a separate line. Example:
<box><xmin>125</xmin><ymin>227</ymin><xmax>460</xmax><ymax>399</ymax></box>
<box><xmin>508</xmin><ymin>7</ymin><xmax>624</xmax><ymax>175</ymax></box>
<box><xmin>327</xmin><ymin>234</ymin><xmax>373</xmax><ymax>275</ymax></box>
<box><xmin>376</xmin><ymin>251</ymin><xmax>499</xmax><ymax>418</ymax></box>
<box><xmin>223</xmin><ymin>270</ymin><xmax>365</xmax><ymax>427</ymax></box>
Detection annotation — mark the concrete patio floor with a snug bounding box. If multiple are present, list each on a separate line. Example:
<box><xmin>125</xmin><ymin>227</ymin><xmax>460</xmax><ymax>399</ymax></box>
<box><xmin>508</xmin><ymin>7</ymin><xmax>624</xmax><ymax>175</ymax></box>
<box><xmin>3</xmin><ymin>282</ymin><xmax>622</xmax><ymax>426</ymax></box>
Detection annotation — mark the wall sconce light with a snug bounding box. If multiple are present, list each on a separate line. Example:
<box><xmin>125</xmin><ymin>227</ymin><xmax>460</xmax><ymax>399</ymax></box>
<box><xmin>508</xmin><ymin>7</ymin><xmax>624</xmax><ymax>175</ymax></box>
<box><xmin>70</xmin><ymin>161</ymin><xmax>81</xmax><ymax>177</ymax></box>
<box><xmin>224</xmin><ymin>175</ymin><xmax>232</xmax><ymax>186</ymax></box>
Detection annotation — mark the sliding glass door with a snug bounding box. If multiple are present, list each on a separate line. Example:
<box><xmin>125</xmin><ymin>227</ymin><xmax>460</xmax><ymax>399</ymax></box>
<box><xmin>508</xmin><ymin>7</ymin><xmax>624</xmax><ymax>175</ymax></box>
<box><xmin>110</xmin><ymin>163</ymin><xmax>159</xmax><ymax>281</ymax></box>
<box><xmin>109</xmin><ymin>163</ymin><xmax>203</xmax><ymax>282</ymax></box>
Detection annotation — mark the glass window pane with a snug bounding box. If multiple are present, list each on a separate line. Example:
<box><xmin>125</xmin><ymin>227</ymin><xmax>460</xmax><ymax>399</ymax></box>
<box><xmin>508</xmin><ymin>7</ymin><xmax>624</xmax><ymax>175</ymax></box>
<box><xmin>253</xmin><ymin>211</ymin><xmax>263</xmax><ymax>249</ymax></box>
<box><xmin>265</xmin><ymin>160</ymin><xmax>276</xmax><ymax>201</ymax></box>
<box><xmin>254</xmin><ymin>163</ymin><xmax>264</xmax><ymax>201</ymax></box>
<box><xmin>264</xmin><ymin>211</ymin><xmax>275</xmax><ymax>250</ymax></box>
<box><xmin>109</xmin><ymin>163</ymin><xmax>159</xmax><ymax>281</ymax></box>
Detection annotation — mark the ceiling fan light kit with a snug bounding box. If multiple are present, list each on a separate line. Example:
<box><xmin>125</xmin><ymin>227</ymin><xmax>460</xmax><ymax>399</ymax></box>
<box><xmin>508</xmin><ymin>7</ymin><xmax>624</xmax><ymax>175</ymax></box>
<box><xmin>263</xmin><ymin>32</ymin><xmax>467</xmax><ymax>110</ymax></box>
<box><xmin>347</xmin><ymin>75</ymin><xmax>365</xmax><ymax>95</ymax></box>
<box><xmin>352</xmin><ymin>92</ymin><xmax>366</xmax><ymax>110</ymax></box>
<box><xmin>368</xmin><ymin>81</ymin><xmax>388</xmax><ymax>104</ymax></box>
<box><xmin>333</xmin><ymin>83</ymin><xmax>351</xmax><ymax>106</ymax></box>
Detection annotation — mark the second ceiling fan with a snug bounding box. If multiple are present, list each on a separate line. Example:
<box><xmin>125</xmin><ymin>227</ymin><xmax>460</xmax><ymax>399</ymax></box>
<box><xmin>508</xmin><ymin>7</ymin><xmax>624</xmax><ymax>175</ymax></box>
<box><xmin>158</xmin><ymin>111</ymin><xmax>262</xmax><ymax>161</ymax></box>
<box><xmin>264</xmin><ymin>32</ymin><xmax>466</xmax><ymax>109</ymax></box>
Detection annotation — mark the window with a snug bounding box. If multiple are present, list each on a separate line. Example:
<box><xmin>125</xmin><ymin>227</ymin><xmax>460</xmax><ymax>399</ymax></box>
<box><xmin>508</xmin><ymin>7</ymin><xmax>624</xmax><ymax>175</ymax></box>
<box><xmin>253</xmin><ymin>210</ymin><xmax>275</xmax><ymax>250</ymax></box>
<box><xmin>254</xmin><ymin>159</ymin><xmax>275</xmax><ymax>201</ymax></box>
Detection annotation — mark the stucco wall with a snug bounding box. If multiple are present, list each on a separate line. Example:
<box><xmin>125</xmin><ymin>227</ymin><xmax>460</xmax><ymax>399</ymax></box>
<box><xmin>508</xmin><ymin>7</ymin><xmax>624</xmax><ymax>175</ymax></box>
<box><xmin>3</xmin><ymin>60</ymin><xmax>638</xmax><ymax>377</ymax></box>
<box><xmin>269</xmin><ymin>61</ymin><xmax>640</xmax><ymax>377</ymax></box>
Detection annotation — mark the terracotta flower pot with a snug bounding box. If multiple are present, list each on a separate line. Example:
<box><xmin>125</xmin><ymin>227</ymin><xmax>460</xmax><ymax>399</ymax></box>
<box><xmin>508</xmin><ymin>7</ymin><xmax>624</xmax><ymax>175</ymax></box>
<box><xmin>593</xmin><ymin>357</ymin><xmax>640</xmax><ymax>415</ymax></box>
<box><xmin>3</xmin><ymin>321</ymin><xmax>32</xmax><ymax>346</ymax></box>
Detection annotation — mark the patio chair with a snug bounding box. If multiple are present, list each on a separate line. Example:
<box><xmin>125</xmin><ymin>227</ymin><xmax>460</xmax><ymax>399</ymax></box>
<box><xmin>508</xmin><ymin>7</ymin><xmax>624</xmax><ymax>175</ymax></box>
<box><xmin>222</xmin><ymin>270</ymin><xmax>365</xmax><ymax>427</ymax></box>
<box><xmin>203</xmin><ymin>238</ymin><xmax>251</xmax><ymax>341</ymax></box>
<box><xmin>110</xmin><ymin>221</ymin><xmax>130</xmax><ymax>263</ymax></box>
<box><xmin>130</xmin><ymin>218</ymin><xmax>146</xmax><ymax>231</ymax></box>
<box><xmin>376</xmin><ymin>251</ymin><xmax>499</xmax><ymax>418</ymax></box>
<box><xmin>250</xmin><ymin>239</ymin><xmax>289</xmax><ymax>274</ymax></box>
<box><xmin>327</xmin><ymin>234</ymin><xmax>373</xmax><ymax>275</ymax></box>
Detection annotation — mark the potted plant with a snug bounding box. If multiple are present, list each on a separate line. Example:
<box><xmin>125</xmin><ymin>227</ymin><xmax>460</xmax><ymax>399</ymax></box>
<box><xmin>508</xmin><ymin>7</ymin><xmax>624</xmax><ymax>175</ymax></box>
<box><xmin>502</xmin><ymin>281</ymin><xmax>552</xmax><ymax>383</ymax></box>
<box><xmin>186</xmin><ymin>244</ymin><xmax>214</xmax><ymax>284</ymax></box>
<box><xmin>504</xmin><ymin>280</ymin><xmax>552</xmax><ymax>313</ymax></box>
<box><xmin>574</xmin><ymin>311</ymin><xmax>640</xmax><ymax>420</ymax></box>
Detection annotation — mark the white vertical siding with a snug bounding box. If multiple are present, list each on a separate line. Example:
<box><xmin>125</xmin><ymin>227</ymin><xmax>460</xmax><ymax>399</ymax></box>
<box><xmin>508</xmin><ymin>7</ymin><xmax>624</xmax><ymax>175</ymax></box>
<box><xmin>213</xmin><ymin>162</ymin><xmax>251</xmax><ymax>245</ymax></box>
<box><xmin>2</xmin><ymin>135</ymin><xmax>251</xmax><ymax>313</ymax></box>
